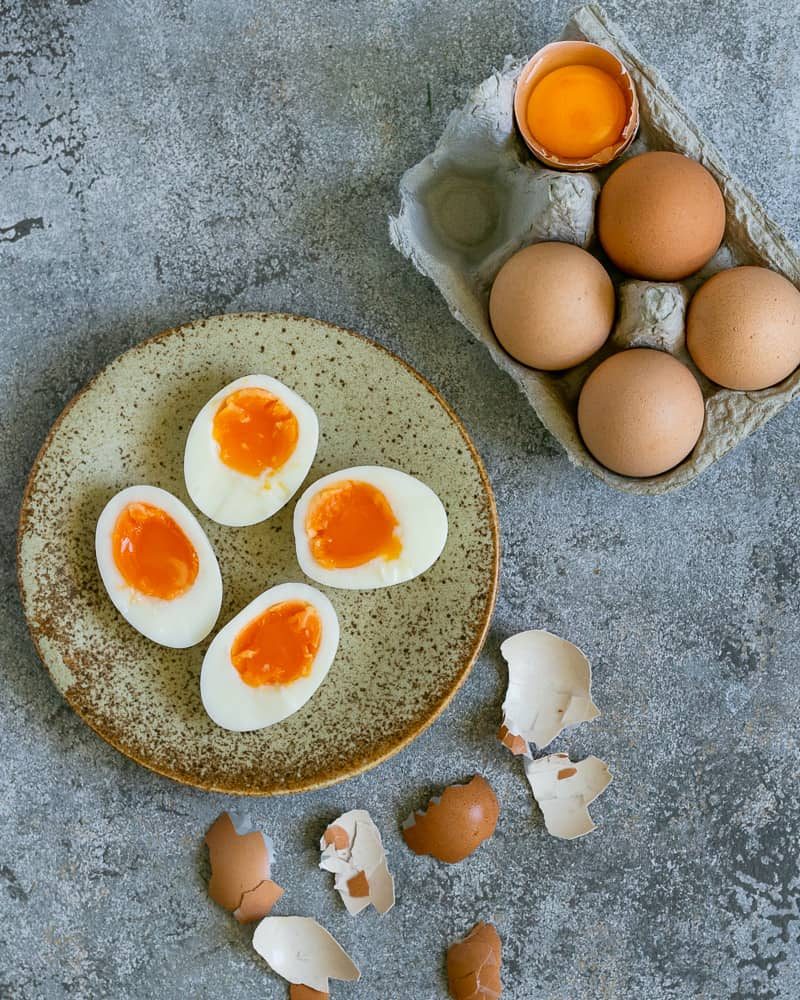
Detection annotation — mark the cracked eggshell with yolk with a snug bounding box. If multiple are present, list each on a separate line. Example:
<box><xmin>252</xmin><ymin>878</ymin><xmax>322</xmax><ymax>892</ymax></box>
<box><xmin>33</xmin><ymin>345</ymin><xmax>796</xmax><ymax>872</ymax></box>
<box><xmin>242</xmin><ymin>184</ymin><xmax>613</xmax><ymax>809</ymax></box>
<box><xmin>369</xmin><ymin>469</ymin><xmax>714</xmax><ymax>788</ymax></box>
<box><xmin>95</xmin><ymin>484</ymin><xmax>222</xmax><ymax>648</ymax></box>
<box><xmin>200</xmin><ymin>582</ymin><xmax>339</xmax><ymax>732</ymax></box>
<box><xmin>293</xmin><ymin>466</ymin><xmax>448</xmax><ymax>590</ymax></box>
<box><xmin>184</xmin><ymin>374</ymin><xmax>319</xmax><ymax>527</ymax></box>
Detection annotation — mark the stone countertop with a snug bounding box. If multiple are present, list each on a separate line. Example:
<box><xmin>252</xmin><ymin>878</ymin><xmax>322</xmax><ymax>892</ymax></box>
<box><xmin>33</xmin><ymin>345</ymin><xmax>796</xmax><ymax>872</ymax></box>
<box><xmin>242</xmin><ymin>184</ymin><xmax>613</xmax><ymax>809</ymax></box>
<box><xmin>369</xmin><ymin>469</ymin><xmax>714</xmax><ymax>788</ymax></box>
<box><xmin>1</xmin><ymin>2</ymin><xmax>798</xmax><ymax>998</ymax></box>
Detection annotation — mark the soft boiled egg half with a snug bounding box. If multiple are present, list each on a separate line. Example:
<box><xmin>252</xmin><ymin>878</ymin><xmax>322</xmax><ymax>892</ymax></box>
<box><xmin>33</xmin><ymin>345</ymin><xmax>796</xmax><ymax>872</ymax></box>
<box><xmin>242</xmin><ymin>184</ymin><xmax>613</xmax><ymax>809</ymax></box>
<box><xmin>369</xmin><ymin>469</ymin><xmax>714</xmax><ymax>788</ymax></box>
<box><xmin>293</xmin><ymin>466</ymin><xmax>448</xmax><ymax>590</ymax></box>
<box><xmin>201</xmin><ymin>582</ymin><xmax>339</xmax><ymax>732</ymax></box>
<box><xmin>95</xmin><ymin>485</ymin><xmax>223</xmax><ymax>648</ymax></box>
<box><xmin>184</xmin><ymin>375</ymin><xmax>319</xmax><ymax>527</ymax></box>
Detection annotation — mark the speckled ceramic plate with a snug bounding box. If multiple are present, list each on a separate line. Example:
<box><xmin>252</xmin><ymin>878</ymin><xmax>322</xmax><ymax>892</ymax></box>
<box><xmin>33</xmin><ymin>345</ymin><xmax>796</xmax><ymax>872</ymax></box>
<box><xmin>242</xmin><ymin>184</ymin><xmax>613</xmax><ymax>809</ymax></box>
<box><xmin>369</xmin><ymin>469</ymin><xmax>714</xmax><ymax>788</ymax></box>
<box><xmin>18</xmin><ymin>314</ymin><xmax>498</xmax><ymax>795</ymax></box>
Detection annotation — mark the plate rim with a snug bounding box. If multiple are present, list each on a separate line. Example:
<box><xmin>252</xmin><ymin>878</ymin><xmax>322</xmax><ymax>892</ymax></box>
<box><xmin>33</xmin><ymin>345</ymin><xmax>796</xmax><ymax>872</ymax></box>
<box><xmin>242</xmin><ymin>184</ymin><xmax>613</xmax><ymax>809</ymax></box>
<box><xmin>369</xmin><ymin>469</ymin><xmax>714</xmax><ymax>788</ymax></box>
<box><xmin>17</xmin><ymin>312</ymin><xmax>500</xmax><ymax>795</ymax></box>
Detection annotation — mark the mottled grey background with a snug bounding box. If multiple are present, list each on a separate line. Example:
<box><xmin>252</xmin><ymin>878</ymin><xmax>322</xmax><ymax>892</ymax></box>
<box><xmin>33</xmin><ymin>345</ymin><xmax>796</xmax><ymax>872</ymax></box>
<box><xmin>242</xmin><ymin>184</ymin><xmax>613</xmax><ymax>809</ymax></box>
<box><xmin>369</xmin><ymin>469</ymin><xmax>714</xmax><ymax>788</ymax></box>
<box><xmin>2</xmin><ymin>1</ymin><xmax>799</xmax><ymax>998</ymax></box>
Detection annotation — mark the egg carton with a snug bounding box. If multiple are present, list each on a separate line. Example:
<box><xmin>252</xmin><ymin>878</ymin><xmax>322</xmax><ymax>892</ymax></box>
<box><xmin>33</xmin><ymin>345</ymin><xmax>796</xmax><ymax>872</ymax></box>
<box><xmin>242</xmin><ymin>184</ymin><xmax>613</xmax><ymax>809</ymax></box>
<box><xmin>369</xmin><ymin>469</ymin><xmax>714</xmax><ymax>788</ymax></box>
<box><xmin>389</xmin><ymin>2</ymin><xmax>800</xmax><ymax>495</ymax></box>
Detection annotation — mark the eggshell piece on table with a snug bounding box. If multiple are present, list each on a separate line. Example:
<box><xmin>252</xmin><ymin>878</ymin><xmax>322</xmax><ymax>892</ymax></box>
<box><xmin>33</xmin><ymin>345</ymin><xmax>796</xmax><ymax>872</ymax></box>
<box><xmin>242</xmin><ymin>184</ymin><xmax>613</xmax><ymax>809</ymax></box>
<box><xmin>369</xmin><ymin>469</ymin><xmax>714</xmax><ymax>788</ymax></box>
<box><xmin>402</xmin><ymin>776</ymin><xmax>499</xmax><ymax>864</ymax></box>
<box><xmin>252</xmin><ymin>916</ymin><xmax>359</xmax><ymax>993</ymax></box>
<box><xmin>524</xmin><ymin>753</ymin><xmax>611</xmax><ymax>839</ymax></box>
<box><xmin>447</xmin><ymin>922</ymin><xmax>503</xmax><ymax>1000</ymax></box>
<box><xmin>205</xmin><ymin>812</ymin><xmax>283</xmax><ymax>922</ymax></box>
<box><xmin>686</xmin><ymin>266</ymin><xmax>800</xmax><ymax>390</ymax></box>
<box><xmin>597</xmin><ymin>152</ymin><xmax>725</xmax><ymax>280</ymax></box>
<box><xmin>499</xmin><ymin>630</ymin><xmax>599</xmax><ymax>757</ymax></box>
<box><xmin>513</xmin><ymin>40</ymin><xmax>639</xmax><ymax>171</ymax></box>
<box><xmin>319</xmin><ymin>809</ymin><xmax>395</xmax><ymax>915</ymax></box>
<box><xmin>290</xmin><ymin>986</ymin><xmax>328</xmax><ymax>1000</ymax></box>
<box><xmin>489</xmin><ymin>242</ymin><xmax>615</xmax><ymax>370</ymax></box>
<box><xmin>577</xmin><ymin>348</ymin><xmax>705</xmax><ymax>478</ymax></box>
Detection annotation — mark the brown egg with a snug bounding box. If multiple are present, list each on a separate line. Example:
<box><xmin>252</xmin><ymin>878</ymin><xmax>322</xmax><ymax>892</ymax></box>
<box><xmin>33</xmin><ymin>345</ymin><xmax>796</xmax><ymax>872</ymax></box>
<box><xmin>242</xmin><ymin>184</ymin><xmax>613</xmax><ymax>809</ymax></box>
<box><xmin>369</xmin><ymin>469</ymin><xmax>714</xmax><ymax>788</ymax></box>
<box><xmin>597</xmin><ymin>152</ymin><xmax>725</xmax><ymax>280</ymax></box>
<box><xmin>402</xmin><ymin>775</ymin><xmax>499</xmax><ymax>864</ymax></box>
<box><xmin>686</xmin><ymin>266</ymin><xmax>800</xmax><ymax>390</ymax></box>
<box><xmin>447</xmin><ymin>922</ymin><xmax>503</xmax><ymax>1000</ymax></box>
<box><xmin>489</xmin><ymin>242</ymin><xmax>615</xmax><ymax>370</ymax></box>
<box><xmin>577</xmin><ymin>349</ymin><xmax>705</xmax><ymax>478</ymax></box>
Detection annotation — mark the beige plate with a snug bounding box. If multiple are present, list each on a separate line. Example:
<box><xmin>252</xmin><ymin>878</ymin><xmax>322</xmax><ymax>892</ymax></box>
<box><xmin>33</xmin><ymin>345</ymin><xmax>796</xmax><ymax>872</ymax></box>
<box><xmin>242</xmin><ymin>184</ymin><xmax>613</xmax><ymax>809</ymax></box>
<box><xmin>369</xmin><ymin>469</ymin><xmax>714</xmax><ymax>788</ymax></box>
<box><xmin>18</xmin><ymin>314</ymin><xmax>499</xmax><ymax>795</ymax></box>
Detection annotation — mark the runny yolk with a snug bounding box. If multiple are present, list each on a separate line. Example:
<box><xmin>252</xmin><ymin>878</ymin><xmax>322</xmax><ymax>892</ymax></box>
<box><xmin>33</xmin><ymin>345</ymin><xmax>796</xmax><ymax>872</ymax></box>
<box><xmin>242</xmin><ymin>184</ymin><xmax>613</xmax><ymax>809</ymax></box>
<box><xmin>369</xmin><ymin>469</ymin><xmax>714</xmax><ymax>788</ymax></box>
<box><xmin>112</xmin><ymin>502</ymin><xmax>199</xmax><ymax>600</ymax></box>
<box><xmin>526</xmin><ymin>64</ymin><xmax>627</xmax><ymax>159</ymax></box>
<box><xmin>212</xmin><ymin>387</ymin><xmax>299</xmax><ymax>478</ymax></box>
<box><xmin>306</xmin><ymin>480</ymin><xmax>402</xmax><ymax>569</ymax></box>
<box><xmin>231</xmin><ymin>600</ymin><xmax>322</xmax><ymax>687</ymax></box>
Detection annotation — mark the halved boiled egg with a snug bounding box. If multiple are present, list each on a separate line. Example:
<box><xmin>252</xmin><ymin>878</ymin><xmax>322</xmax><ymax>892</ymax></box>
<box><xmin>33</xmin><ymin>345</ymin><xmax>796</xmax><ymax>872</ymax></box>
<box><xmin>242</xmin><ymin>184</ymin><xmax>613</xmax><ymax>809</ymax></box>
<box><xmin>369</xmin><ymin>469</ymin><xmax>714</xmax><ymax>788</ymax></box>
<box><xmin>95</xmin><ymin>485</ymin><xmax>223</xmax><ymax>648</ymax></box>
<box><xmin>293</xmin><ymin>466</ymin><xmax>448</xmax><ymax>590</ymax></box>
<box><xmin>184</xmin><ymin>375</ymin><xmax>318</xmax><ymax>527</ymax></box>
<box><xmin>201</xmin><ymin>582</ymin><xmax>339</xmax><ymax>732</ymax></box>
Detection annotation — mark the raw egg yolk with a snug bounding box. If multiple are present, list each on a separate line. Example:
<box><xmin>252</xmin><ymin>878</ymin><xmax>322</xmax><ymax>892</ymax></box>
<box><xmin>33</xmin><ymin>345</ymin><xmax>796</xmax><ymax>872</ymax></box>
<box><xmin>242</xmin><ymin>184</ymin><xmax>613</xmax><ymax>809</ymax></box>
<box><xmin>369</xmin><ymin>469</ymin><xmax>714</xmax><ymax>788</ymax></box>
<box><xmin>112</xmin><ymin>502</ymin><xmax>199</xmax><ymax>600</ymax></box>
<box><xmin>212</xmin><ymin>387</ymin><xmax>299</xmax><ymax>478</ymax></box>
<box><xmin>306</xmin><ymin>480</ymin><xmax>402</xmax><ymax>569</ymax></box>
<box><xmin>526</xmin><ymin>64</ymin><xmax>627</xmax><ymax>159</ymax></box>
<box><xmin>231</xmin><ymin>600</ymin><xmax>322</xmax><ymax>687</ymax></box>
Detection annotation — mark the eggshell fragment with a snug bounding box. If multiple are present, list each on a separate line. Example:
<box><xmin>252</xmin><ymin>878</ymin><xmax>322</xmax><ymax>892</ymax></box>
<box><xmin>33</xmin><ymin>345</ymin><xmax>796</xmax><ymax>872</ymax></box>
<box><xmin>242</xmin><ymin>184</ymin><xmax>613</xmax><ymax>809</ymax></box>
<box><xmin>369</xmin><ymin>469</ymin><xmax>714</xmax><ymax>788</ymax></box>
<box><xmin>499</xmin><ymin>630</ymin><xmax>599</xmax><ymax>757</ymax></box>
<box><xmin>513</xmin><ymin>40</ymin><xmax>639</xmax><ymax>171</ymax></box>
<box><xmin>252</xmin><ymin>916</ymin><xmax>360</xmax><ymax>993</ymax></box>
<box><xmin>319</xmin><ymin>809</ymin><xmax>395</xmax><ymax>916</ymax></box>
<box><xmin>402</xmin><ymin>776</ymin><xmax>499</xmax><ymax>864</ymax></box>
<box><xmin>205</xmin><ymin>812</ymin><xmax>283</xmax><ymax>922</ymax></box>
<box><xmin>290</xmin><ymin>987</ymin><xmax>328</xmax><ymax>1000</ymax></box>
<box><xmin>447</xmin><ymin>922</ymin><xmax>503</xmax><ymax>1000</ymax></box>
<box><xmin>524</xmin><ymin>753</ymin><xmax>611</xmax><ymax>839</ymax></box>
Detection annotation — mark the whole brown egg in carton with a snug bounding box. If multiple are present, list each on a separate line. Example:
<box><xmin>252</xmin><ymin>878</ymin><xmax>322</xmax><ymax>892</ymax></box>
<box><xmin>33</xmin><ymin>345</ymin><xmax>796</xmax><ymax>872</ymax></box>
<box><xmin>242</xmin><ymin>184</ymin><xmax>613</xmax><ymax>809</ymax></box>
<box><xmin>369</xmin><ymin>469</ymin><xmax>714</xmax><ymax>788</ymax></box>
<box><xmin>390</xmin><ymin>4</ymin><xmax>800</xmax><ymax>494</ymax></box>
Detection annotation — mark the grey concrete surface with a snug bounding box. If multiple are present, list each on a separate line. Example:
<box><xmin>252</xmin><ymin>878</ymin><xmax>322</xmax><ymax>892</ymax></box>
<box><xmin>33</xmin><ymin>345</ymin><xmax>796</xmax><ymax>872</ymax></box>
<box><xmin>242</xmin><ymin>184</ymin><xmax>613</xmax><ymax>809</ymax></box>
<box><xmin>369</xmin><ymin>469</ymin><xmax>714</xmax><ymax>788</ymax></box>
<box><xmin>2</xmin><ymin>1</ymin><xmax>799</xmax><ymax>997</ymax></box>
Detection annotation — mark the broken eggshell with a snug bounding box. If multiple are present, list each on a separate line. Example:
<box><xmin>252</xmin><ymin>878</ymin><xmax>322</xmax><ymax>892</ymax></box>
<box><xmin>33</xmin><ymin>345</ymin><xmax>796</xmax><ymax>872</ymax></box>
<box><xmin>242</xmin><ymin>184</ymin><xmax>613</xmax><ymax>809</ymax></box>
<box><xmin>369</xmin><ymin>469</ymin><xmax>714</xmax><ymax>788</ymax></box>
<box><xmin>319</xmin><ymin>809</ymin><xmax>395</xmax><ymax>916</ymax></box>
<box><xmin>513</xmin><ymin>40</ymin><xmax>639</xmax><ymax>171</ymax></box>
<box><xmin>402</xmin><ymin>775</ymin><xmax>499</xmax><ymax>864</ymax></box>
<box><xmin>524</xmin><ymin>753</ymin><xmax>611</xmax><ymax>840</ymax></box>
<box><xmin>205</xmin><ymin>811</ymin><xmax>284</xmax><ymax>923</ymax></box>
<box><xmin>499</xmin><ymin>630</ymin><xmax>599</xmax><ymax>756</ymax></box>
<box><xmin>447</xmin><ymin>922</ymin><xmax>503</xmax><ymax>1000</ymax></box>
<box><xmin>252</xmin><ymin>916</ymin><xmax>359</xmax><ymax>993</ymax></box>
<box><xmin>290</xmin><ymin>986</ymin><xmax>328</xmax><ymax>1000</ymax></box>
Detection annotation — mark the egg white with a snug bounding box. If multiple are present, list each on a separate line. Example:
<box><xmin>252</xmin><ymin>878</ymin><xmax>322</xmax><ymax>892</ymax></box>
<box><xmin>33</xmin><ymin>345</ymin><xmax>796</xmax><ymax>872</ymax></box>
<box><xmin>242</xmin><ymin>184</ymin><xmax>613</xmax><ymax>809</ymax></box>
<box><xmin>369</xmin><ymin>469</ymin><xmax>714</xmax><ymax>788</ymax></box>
<box><xmin>200</xmin><ymin>582</ymin><xmax>340</xmax><ymax>732</ymax></box>
<box><xmin>293</xmin><ymin>466</ymin><xmax>448</xmax><ymax>590</ymax></box>
<box><xmin>184</xmin><ymin>374</ymin><xmax>319</xmax><ymax>527</ymax></box>
<box><xmin>95</xmin><ymin>485</ymin><xmax>223</xmax><ymax>648</ymax></box>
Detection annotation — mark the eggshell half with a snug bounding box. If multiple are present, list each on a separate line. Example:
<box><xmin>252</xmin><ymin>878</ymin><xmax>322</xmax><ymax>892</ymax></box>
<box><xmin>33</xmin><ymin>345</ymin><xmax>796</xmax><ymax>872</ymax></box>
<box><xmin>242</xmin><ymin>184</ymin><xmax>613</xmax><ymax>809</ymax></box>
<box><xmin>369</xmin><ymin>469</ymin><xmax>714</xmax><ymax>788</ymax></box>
<box><xmin>577</xmin><ymin>348</ymin><xmax>705</xmax><ymax>478</ymax></box>
<box><xmin>402</xmin><ymin>775</ymin><xmax>499</xmax><ymax>864</ymax></box>
<box><xmin>514</xmin><ymin>40</ymin><xmax>639</xmax><ymax>170</ymax></box>
<box><xmin>686</xmin><ymin>266</ymin><xmax>800</xmax><ymax>390</ymax></box>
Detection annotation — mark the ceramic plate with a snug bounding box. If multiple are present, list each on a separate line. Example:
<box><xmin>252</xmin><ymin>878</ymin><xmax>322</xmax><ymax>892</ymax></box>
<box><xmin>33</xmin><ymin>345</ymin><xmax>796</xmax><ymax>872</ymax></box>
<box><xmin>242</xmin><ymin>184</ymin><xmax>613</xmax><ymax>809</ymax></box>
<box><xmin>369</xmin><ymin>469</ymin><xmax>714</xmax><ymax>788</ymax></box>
<box><xmin>18</xmin><ymin>314</ymin><xmax>499</xmax><ymax>794</ymax></box>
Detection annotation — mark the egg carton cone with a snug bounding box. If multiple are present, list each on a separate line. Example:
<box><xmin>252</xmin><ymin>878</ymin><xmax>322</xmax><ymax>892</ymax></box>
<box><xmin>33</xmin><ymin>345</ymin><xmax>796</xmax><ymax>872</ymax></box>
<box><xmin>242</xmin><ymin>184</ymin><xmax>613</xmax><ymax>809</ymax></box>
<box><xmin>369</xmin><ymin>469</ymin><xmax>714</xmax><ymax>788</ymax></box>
<box><xmin>389</xmin><ymin>2</ymin><xmax>800</xmax><ymax>495</ymax></box>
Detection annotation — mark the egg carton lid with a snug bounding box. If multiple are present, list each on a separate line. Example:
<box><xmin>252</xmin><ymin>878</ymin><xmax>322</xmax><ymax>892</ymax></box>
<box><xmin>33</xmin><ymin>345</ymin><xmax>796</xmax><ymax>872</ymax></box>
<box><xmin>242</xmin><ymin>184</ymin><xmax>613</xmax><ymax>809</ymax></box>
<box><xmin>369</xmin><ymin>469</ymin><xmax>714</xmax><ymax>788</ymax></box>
<box><xmin>389</xmin><ymin>2</ymin><xmax>800</xmax><ymax>495</ymax></box>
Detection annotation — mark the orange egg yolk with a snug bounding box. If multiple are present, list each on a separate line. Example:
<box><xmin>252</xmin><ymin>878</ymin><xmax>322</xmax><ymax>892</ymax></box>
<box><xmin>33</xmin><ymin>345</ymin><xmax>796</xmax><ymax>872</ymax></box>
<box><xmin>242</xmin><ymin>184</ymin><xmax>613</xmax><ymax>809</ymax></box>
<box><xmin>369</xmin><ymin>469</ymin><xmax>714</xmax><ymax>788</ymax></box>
<box><xmin>112</xmin><ymin>502</ymin><xmax>199</xmax><ymax>600</ymax></box>
<box><xmin>212</xmin><ymin>387</ymin><xmax>299</xmax><ymax>478</ymax></box>
<box><xmin>526</xmin><ymin>64</ymin><xmax>627</xmax><ymax>159</ymax></box>
<box><xmin>305</xmin><ymin>480</ymin><xmax>402</xmax><ymax>569</ymax></box>
<box><xmin>231</xmin><ymin>600</ymin><xmax>322</xmax><ymax>687</ymax></box>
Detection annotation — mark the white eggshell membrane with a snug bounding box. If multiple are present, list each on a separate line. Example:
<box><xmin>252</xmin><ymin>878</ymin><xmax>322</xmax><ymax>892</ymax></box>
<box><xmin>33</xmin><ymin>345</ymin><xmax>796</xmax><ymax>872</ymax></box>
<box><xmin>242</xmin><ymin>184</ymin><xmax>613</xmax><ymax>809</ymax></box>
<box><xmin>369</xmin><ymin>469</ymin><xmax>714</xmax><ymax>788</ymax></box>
<box><xmin>524</xmin><ymin>752</ymin><xmax>612</xmax><ymax>840</ymax></box>
<box><xmin>319</xmin><ymin>809</ymin><xmax>395</xmax><ymax>916</ymax></box>
<box><xmin>500</xmin><ymin>629</ymin><xmax>599</xmax><ymax>756</ymax></box>
<box><xmin>184</xmin><ymin>374</ymin><xmax>319</xmax><ymax>527</ymax></box>
<box><xmin>293</xmin><ymin>465</ymin><xmax>448</xmax><ymax>590</ymax></box>
<box><xmin>252</xmin><ymin>916</ymin><xmax>360</xmax><ymax>993</ymax></box>
<box><xmin>95</xmin><ymin>485</ymin><xmax>223</xmax><ymax>648</ymax></box>
<box><xmin>200</xmin><ymin>582</ymin><xmax>339</xmax><ymax>732</ymax></box>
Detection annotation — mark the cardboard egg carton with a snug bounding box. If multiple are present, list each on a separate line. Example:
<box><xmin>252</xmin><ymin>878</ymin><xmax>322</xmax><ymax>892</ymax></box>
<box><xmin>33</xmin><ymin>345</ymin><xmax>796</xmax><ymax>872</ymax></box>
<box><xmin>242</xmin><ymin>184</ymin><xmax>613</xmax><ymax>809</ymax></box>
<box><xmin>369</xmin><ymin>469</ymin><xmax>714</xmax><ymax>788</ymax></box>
<box><xmin>389</xmin><ymin>2</ymin><xmax>800</xmax><ymax>495</ymax></box>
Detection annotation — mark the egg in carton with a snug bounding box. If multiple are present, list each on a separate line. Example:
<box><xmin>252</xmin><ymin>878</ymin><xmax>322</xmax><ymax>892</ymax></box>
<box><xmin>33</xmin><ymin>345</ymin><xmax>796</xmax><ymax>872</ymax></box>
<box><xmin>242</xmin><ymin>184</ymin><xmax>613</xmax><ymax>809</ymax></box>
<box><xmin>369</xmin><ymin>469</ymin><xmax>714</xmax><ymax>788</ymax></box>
<box><xmin>389</xmin><ymin>2</ymin><xmax>800</xmax><ymax>495</ymax></box>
